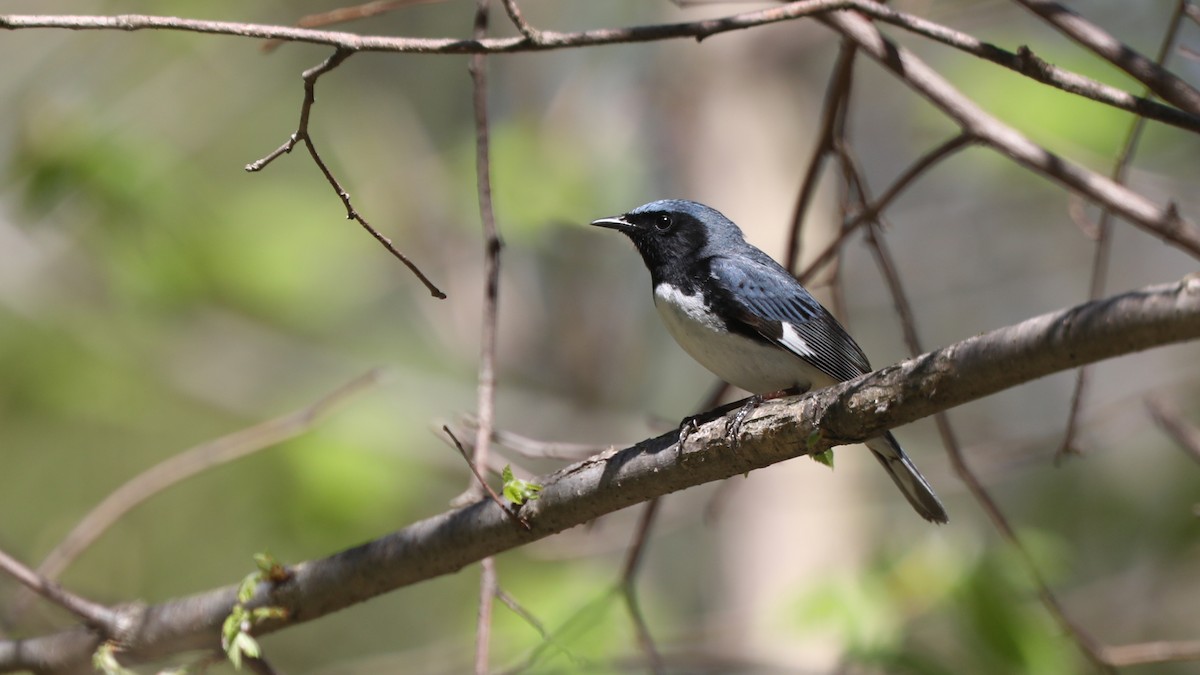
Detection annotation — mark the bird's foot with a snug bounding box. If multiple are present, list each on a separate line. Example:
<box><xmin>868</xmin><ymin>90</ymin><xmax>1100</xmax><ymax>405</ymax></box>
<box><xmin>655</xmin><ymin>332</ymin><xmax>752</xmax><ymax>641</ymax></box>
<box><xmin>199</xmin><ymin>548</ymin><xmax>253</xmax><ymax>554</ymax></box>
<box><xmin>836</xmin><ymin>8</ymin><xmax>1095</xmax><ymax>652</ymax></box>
<box><xmin>723</xmin><ymin>387</ymin><xmax>805</xmax><ymax>443</ymax></box>
<box><xmin>724</xmin><ymin>395</ymin><xmax>764</xmax><ymax>441</ymax></box>
<box><xmin>676</xmin><ymin>400</ymin><xmax>742</xmax><ymax>451</ymax></box>
<box><xmin>676</xmin><ymin>417</ymin><xmax>698</xmax><ymax>457</ymax></box>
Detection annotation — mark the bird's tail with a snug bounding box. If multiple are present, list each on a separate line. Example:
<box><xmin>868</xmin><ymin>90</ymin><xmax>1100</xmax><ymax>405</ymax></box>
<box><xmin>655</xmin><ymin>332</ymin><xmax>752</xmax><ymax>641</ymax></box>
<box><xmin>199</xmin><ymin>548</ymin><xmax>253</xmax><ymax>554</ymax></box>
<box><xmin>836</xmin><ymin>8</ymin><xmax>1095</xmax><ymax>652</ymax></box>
<box><xmin>864</xmin><ymin>432</ymin><xmax>949</xmax><ymax>524</ymax></box>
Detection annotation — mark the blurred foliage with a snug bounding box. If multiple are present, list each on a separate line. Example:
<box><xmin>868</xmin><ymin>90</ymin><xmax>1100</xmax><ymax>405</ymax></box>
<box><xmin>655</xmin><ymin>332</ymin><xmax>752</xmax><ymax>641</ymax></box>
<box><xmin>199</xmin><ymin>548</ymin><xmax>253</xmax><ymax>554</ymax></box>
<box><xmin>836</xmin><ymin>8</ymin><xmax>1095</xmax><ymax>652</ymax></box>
<box><xmin>2</xmin><ymin>1</ymin><xmax>1200</xmax><ymax>674</ymax></box>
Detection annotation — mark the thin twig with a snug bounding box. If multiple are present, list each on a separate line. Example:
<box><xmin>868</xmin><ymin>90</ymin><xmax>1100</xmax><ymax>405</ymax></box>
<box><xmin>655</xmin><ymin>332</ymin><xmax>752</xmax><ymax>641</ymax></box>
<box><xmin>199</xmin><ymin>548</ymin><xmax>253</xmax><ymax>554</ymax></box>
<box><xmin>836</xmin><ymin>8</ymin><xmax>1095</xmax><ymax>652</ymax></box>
<box><xmin>500</xmin><ymin>0</ymin><xmax>541</xmax><ymax>43</ymax></box>
<box><xmin>476</xmin><ymin>555</ymin><xmax>497</xmax><ymax>673</ymax></box>
<box><xmin>492</xmin><ymin>432</ymin><xmax>603</xmax><ymax>462</ymax></box>
<box><xmin>6</xmin><ymin>370</ymin><xmax>383</xmax><ymax>626</ymax></box>
<box><xmin>620</xmin><ymin>499</ymin><xmax>663</xmax><ymax>674</ymax></box>
<box><xmin>867</xmin><ymin>223</ymin><xmax>1118</xmax><ymax>674</ymax></box>
<box><xmin>495</xmin><ymin>588</ymin><xmax>548</xmax><ymax>640</ymax></box>
<box><xmin>797</xmin><ymin>133</ymin><xmax>976</xmax><ymax>285</ymax></box>
<box><xmin>245</xmin><ymin>49</ymin><xmax>447</xmax><ymax>299</ymax></box>
<box><xmin>443</xmin><ymin>426</ymin><xmax>530</xmax><ymax>530</ymax></box>
<box><xmin>943</xmin><ymin>420</ymin><xmax>1118</xmax><ymax>672</ymax></box>
<box><xmin>1146</xmin><ymin>396</ymin><xmax>1200</xmax><ymax>466</ymax></box>
<box><xmin>493</xmin><ymin>589</ymin><xmax>591</xmax><ymax>674</ymax></box>
<box><xmin>786</xmin><ymin>40</ymin><xmax>857</xmax><ymax>273</ymax></box>
<box><xmin>457</xmin><ymin>413</ymin><xmax>604</xmax><ymax>461</ymax></box>
<box><xmin>1058</xmin><ymin>0</ymin><xmax>1189</xmax><ymax>464</ymax></box>
<box><xmin>1101</xmin><ymin>640</ymin><xmax>1200</xmax><ymax>666</ymax></box>
<box><xmin>840</xmin><ymin>138</ymin><xmax>1118</xmax><ymax>672</ymax></box>
<box><xmin>0</xmin><ymin>548</ymin><xmax>121</xmax><ymax>634</ymax></box>
<box><xmin>843</xmin><ymin>133</ymin><xmax>975</xmax><ymax>237</ymax></box>
<box><xmin>261</xmin><ymin>0</ymin><xmax>446</xmax><ymax>53</ymax></box>
<box><xmin>1067</xmin><ymin>194</ymin><xmax>1102</xmax><ymax>240</ymax></box>
<box><xmin>469</xmin><ymin>1</ymin><xmax>503</xmax><ymax>672</ymax></box>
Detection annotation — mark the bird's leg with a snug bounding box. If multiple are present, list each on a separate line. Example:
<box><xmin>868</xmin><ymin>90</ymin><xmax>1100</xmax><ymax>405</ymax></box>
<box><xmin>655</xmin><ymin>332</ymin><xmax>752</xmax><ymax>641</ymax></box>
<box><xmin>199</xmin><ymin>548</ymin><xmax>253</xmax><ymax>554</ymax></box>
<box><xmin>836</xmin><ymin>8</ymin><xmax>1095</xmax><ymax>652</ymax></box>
<box><xmin>724</xmin><ymin>386</ymin><xmax>806</xmax><ymax>442</ymax></box>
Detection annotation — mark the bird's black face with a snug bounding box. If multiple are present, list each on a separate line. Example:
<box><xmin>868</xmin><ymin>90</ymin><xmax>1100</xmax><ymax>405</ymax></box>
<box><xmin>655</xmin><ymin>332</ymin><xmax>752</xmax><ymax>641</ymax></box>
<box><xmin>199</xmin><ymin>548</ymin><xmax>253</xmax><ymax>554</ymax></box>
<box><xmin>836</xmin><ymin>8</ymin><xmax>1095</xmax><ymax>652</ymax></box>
<box><xmin>591</xmin><ymin>208</ymin><xmax>709</xmax><ymax>282</ymax></box>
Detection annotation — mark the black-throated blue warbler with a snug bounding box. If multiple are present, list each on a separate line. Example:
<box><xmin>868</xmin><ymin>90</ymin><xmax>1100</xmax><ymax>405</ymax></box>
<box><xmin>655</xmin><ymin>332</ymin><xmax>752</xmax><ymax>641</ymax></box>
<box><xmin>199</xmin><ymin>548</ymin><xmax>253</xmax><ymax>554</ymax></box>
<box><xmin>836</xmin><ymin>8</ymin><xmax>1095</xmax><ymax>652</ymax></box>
<box><xmin>592</xmin><ymin>199</ymin><xmax>948</xmax><ymax>523</ymax></box>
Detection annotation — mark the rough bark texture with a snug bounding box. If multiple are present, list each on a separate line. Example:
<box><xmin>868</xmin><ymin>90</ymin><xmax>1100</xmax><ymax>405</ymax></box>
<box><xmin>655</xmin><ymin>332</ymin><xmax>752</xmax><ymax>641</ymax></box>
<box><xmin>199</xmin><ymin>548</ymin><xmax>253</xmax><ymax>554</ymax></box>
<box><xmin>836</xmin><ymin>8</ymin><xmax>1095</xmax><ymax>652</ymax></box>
<box><xmin>4</xmin><ymin>276</ymin><xmax>1198</xmax><ymax>674</ymax></box>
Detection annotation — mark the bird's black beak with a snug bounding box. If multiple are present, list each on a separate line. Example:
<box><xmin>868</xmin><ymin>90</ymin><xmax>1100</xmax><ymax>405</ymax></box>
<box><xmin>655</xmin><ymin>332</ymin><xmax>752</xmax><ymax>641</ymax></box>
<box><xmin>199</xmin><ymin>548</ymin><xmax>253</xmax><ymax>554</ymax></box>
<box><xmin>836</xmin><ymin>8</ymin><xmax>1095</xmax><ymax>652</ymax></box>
<box><xmin>590</xmin><ymin>214</ymin><xmax>634</xmax><ymax>232</ymax></box>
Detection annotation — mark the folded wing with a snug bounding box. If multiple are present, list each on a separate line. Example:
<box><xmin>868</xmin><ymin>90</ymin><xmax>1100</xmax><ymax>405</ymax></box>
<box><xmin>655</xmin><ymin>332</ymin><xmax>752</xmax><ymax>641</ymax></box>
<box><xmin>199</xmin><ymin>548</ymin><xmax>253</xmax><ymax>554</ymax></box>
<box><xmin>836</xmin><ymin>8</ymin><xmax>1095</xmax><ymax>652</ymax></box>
<box><xmin>709</xmin><ymin>256</ymin><xmax>871</xmax><ymax>384</ymax></box>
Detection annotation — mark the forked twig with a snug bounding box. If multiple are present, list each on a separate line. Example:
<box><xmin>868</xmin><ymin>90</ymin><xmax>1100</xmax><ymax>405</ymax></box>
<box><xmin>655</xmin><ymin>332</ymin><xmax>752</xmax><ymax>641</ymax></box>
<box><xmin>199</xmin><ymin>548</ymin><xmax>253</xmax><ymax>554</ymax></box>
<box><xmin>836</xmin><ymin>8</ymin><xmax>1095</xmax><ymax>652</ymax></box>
<box><xmin>245</xmin><ymin>49</ymin><xmax>447</xmax><ymax>299</ymax></box>
<box><xmin>797</xmin><ymin>133</ymin><xmax>973</xmax><ymax>286</ymax></box>
<box><xmin>0</xmin><ymin>548</ymin><xmax>122</xmax><ymax>635</ymax></box>
<box><xmin>500</xmin><ymin>0</ymin><xmax>541</xmax><ymax>43</ymax></box>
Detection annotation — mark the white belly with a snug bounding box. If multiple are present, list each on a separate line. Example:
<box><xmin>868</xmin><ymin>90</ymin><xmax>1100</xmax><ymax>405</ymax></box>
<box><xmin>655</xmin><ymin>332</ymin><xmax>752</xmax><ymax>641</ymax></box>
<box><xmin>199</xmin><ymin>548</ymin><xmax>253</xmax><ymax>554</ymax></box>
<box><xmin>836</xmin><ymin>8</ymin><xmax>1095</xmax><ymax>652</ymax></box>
<box><xmin>653</xmin><ymin>283</ymin><xmax>833</xmax><ymax>394</ymax></box>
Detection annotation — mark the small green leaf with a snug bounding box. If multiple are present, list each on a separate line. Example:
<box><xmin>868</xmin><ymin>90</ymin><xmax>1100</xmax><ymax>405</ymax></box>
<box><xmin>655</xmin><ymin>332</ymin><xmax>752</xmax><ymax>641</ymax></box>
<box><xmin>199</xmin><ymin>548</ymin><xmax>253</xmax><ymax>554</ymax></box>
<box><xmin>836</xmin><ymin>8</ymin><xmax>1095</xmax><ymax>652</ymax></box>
<box><xmin>811</xmin><ymin>449</ymin><xmax>835</xmax><ymax>469</ymax></box>
<box><xmin>222</xmin><ymin>605</ymin><xmax>247</xmax><ymax>649</ymax></box>
<box><xmin>227</xmin><ymin>636</ymin><xmax>243</xmax><ymax>671</ymax></box>
<box><xmin>501</xmin><ymin>465</ymin><xmax>543</xmax><ymax>505</ymax></box>
<box><xmin>805</xmin><ymin>430</ymin><xmax>824</xmax><ymax>451</ymax></box>
<box><xmin>235</xmin><ymin>632</ymin><xmax>261</xmax><ymax>660</ymax></box>
<box><xmin>227</xmin><ymin>630</ymin><xmax>262</xmax><ymax>670</ymax></box>
<box><xmin>503</xmin><ymin>482</ymin><xmax>521</xmax><ymax>504</ymax></box>
<box><xmin>252</xmin><ymin>552</ymin><xmax>276</xmax><ymax>574</ymax></box>
<box><xmin>236</xmin><ymin>571</ymin><xmax>259</xmax><ymax>604</ymax></box>
<box><xmin>92</xmin><ymin>642</ymin><xmax>137</xmax><ymax>675</ymax></box>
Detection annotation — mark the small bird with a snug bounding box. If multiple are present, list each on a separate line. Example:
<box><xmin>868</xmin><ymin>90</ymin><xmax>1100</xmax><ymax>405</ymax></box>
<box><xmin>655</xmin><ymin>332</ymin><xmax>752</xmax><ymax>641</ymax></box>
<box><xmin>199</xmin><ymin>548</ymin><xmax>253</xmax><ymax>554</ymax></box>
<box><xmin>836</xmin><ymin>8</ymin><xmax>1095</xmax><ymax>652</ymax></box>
<box><xmin>592</xmin><ymin>199</ymin><xmax>948</xmax><ymax>523</ymax></box>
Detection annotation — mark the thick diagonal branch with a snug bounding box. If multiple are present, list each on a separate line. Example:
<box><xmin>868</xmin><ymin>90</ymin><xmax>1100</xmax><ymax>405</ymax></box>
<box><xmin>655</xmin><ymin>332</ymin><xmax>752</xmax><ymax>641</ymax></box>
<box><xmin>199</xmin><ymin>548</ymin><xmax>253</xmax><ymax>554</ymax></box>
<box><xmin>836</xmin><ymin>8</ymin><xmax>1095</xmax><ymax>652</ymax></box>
<box><xmin>3</xmin><ymin>276</ymin><xmax>1198</xmax><ymax>674</ymax></box>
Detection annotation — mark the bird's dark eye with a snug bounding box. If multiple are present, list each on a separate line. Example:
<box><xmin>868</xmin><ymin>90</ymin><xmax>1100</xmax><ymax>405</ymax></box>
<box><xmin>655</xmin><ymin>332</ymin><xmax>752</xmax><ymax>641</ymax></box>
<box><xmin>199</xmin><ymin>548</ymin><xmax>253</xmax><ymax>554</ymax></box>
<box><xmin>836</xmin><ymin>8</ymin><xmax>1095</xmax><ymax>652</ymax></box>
<box><xmin>654</xmin><ymin>214</ymin><xmax>673</xmax><ymax>231</ymax></box>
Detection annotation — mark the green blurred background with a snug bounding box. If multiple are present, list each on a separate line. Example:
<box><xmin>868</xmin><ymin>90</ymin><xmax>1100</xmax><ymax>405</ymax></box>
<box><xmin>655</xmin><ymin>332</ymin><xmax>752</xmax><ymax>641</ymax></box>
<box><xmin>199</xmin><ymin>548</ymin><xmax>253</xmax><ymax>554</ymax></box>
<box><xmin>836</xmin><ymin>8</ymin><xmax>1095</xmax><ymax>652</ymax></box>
<box><xmin>2</xmin><ymin>1</ymin><xmax>1200</xmax><ymax>673</ymax></box>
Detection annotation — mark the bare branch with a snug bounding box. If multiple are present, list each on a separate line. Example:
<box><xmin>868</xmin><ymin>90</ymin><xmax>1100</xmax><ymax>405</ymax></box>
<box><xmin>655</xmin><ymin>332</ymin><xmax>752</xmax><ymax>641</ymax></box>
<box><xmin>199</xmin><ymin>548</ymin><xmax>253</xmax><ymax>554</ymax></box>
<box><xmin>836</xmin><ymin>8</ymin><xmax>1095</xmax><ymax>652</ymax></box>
<box><xmin>6</xmin><ymin>2</ymin><xmax>1200</xmax><ymax>133</ymax></box>
<box><xmin>3</xmin><ymin>276</ymin><xmax>1198</xmax><ymax>673</ymax></box>
<box><xmin>261</xmin><ymin>0</ymin><xmax>447</xmax><ymax>53</ymax></box>
<box><xmin>500</xmin><ymin>0</ymin><xmax>541</xmax><ymax>44</ymax></box>
<box><xmin>861</xmin><ymin>221</ymin><xmax>1114</xmax><ymax>673</ymax></box>
<box><xmin>1059</xmin><ymin>0</ymin><xmax>1190</xmax><ymax>463</ymax></box>
<box><xmin>443</xmin><ymin>426</ymin><xmax>530</xmax><ymax>530</ymax></box>
<box><xmin>620</xmin><ymin>500</ymin><xmax>663</xmax><ymax>674</ymax></box>
<box><xmin>786</xmin><ymin>40</ymin><xmax>857</xmax><ymax>273</ymax></box>
<box><xmin>1146</xmin><ymin>396</ymin><xmax>1200</xmax><ymax>466</ymax></box>
<box><xmin>1014</xmin><ymin>0</ymin><xmax>1200</xmax><ymax>116</ymax></box>
<box><xmin>797</xmin><ymin>133</ymin><xmax>975</xmax><ymax>286</ymax></box>
<box><xmin>0</xmin><ymin>549</ymin><xmax>122</xmax><ymax>635</ymax></box>
<box><xmin>6</xmin><ymin>369</ymin><xmax>383</xmax><ymax>627</ymax></box>
<box><xmin>819</xmin><ymin>10</ymin><xmax>1200</xmax><ymax>260</ymax></box>
<box><xmin>469</xmin><ymin>0</ymin><xmax>503</xmax><ymax>671</ymax></box>
<box><xmin>244</xmin><ymin>49</ymin><xmax>447</xmax><ymax>299</ymax></box>
<box><xmin>1102</xmin><ymin>639</ymin><xmax>1200</xmax><ymax>666</ymax></box>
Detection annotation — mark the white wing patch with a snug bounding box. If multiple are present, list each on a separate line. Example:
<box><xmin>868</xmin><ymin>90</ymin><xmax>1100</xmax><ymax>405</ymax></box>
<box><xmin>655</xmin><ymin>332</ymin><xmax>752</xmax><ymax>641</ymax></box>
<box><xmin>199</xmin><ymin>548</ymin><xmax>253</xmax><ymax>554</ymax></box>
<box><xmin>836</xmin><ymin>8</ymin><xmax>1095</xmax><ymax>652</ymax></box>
<box><xmin>779</xmin><ymin>322</ymin><xmax>817</xmax><ymax>360</ymax></box>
